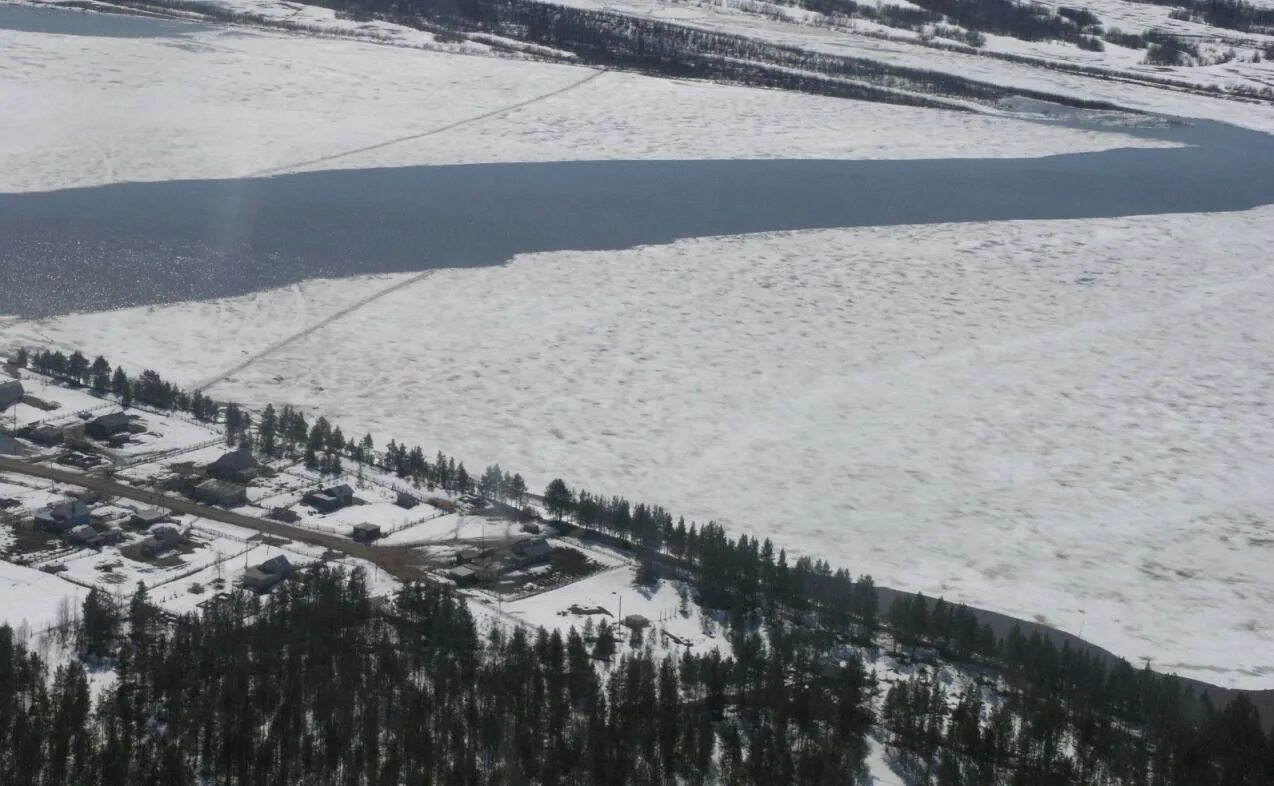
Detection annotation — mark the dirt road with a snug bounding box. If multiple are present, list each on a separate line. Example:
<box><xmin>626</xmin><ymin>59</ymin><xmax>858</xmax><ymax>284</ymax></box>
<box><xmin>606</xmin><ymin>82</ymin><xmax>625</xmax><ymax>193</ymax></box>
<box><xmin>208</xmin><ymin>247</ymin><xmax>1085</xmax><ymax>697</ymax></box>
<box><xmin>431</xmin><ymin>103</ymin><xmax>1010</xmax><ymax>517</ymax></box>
<box><xmin>0</xmin><ymin>455</ymin><xmax>429</xmax><ymax>580</ymax></box>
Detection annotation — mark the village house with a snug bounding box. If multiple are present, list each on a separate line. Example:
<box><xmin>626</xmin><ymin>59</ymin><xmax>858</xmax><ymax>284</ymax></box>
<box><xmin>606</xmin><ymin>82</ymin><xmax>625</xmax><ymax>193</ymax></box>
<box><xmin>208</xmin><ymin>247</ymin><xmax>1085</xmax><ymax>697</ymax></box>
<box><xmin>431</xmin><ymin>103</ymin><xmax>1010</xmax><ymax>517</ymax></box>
<box><xmin>513</xmin><ymin>539</ymin><xmax>554</xmax><ymax>568</ymax></box>
<box><xmin>35</xmin><ymin>499</ymin><xmax>91</xmax><ymax>534</ymax></box>
<box><xmin>303</xmin><ymin>483</ymin><xmax>354</xmax><ymax>514</ymax></box>
<box><xmin>242</xmin><ymin>555</ymin><xmax>293</xmax><ymax>592</ymax></box>
<box><xmin>207</xmin><ymin>446</ymin><xmax>260</xmax><ymax>483</ymax></box>
<box><xmin>129</xmin><ymin>508</ymin><xmax>169</xmax><ymax>528</ymax></box>
<box><xmin>194</xmin><ymin>479</ymin><xmax>248</xmax><ymax>508</ymax></box>
<box><xmin>87</xmin><ymin>411</ymin><xmax>131</xmax><ymax>440</ymax></box>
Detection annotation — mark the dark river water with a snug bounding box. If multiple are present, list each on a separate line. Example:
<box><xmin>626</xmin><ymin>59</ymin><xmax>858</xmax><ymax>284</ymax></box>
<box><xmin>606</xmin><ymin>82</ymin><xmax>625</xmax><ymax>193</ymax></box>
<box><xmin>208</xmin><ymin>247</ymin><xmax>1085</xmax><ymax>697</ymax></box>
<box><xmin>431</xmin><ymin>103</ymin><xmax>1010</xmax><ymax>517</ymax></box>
<box><xmin>0</xmin><ymin>2</ymin><xmax>207</xmax><ymax>37</ymax></box>
<box><xmin>3</xmin><ymin>5</ymin><xmax>1273</xmax><ymax>318</ymax></box>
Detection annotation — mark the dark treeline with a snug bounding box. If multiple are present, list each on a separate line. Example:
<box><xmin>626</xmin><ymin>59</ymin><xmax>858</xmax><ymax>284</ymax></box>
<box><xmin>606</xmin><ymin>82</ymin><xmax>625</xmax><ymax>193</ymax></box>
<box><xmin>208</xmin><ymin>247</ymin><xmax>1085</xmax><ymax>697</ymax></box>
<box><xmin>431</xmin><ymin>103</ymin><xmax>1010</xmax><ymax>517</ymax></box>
<box><xmin>297</xmin><ymin>0</ymin><xmax>1125</xmax><ymax>110</ymax></box>
<box><xmin>0</xmin><ymin>569</ymin><xmax>873</xmax><ymax>784</ymax></box>
<box><xmin>1125</xmin><ymin>0</ymin><xmax>1274</xmax><ymax>33</ymax></box>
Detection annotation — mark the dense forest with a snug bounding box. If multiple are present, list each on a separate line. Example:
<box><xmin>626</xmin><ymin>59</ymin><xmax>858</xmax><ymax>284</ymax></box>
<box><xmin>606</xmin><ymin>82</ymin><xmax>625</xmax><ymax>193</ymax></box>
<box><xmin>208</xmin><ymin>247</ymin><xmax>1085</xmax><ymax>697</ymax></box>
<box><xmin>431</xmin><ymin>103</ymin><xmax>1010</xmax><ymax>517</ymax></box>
<box><xmin>8</xmin><ymin>348</ymin><xmax>1274</xmax><ymax>784</ymax></box>
<box><xmin>0</xmin><ymin>571</ymin><xmax>873</xmax><ymax>784</ymax></box>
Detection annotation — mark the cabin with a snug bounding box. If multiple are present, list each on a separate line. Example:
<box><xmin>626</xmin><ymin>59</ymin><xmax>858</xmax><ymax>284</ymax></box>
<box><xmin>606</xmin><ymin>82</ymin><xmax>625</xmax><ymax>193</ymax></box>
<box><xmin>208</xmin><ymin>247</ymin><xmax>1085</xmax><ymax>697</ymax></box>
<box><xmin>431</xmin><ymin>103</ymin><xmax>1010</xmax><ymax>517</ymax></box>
<box><xmin>395</xmin><ymin>491</ymin><xmax>419</xmax><ymax>510</ymax></box>
<box><xmin>242</xmin><ymin>555</ymin><xmax>293</xmax><ymax>592</ymax></box>
<box><xmin>207</xmin><ymin>447</ymin><xmax>260</xmax><ymax>483</ymax></box>
<box><xmin>303</xmin><ymin>483</ymin><xmax>354</xmax><ymax>513</ymax></box>
<box><xmin>0</xmin><ymin>380</ymin><xmax>23</xmax><ymax>411</ymax></box>
<box><xmin>351</xmin><ymin>522</ymin><xmax>381</xmax><ymax>543</ymax></box>
<box><xmin>87</xmin><ymin>411</ymin><xmax>131</xmax><ymax>440</ymax></box>
<box><xmin>194</xmin><ymin>479</ymin><xmax>248</xmax><ymax>508</ymax></box>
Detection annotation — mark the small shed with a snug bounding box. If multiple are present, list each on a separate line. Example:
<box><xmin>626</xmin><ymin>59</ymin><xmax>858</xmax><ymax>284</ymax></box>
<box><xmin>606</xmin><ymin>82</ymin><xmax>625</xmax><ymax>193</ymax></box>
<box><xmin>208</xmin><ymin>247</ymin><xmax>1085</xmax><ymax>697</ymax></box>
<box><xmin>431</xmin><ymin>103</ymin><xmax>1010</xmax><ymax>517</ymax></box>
<box><xmin>0</xmin><ymin>380</ymin><xmax>23</xmax><ymax>411</ymax></box>
<box><xmin>101</xmin><ymin>527</ymin><xmax>126</xmax><ymax>546</ymax></box>
<box><xmin>351</xmin><ymin>523</ymin><xmax>381</xmax><ymax>543</ymax></box>
<box><xmin>446</xmin><ymin>565</ymin><xmax>479</xmax><ymax>587</ymax></box>
<box><xmin>395</xmin><ymin>491</ymin><xmax>419</xmax><ymax>510</ymax></box>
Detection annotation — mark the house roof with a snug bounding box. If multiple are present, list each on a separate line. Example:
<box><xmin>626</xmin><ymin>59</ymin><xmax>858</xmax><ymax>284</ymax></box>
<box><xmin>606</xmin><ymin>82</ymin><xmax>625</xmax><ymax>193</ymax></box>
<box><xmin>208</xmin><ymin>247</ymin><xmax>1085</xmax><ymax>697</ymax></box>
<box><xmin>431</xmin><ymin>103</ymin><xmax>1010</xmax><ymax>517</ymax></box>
<box><xmin>258</xmin><ymin>555</ymin><xmax>292</xmax><ymax>574</ymax></box>
<box><xmin>448</xmin><ymin>566</ymin><xmax>477</xmax><ymax>578</ymax></box>
<box><xmin>68</xmin><ymin>524</ymin><xmax>95</xmax><ymax>538</ymax></box>
<box><xmin>353</xmin><ymin>522</ymin><xmax>380</xmax><ymax>532</ymax></box>
<box><xmin>132</xmin><ymin>508</ymin><xmax>168</xmax><ymax>523</ymax></box>
<box><xmin>210</xmin><ymin>447</ymin><xmax>258</xmax><ymax>472</ymax></box>
<box><xmin>242</xmin><ymin>566</ymin><xmax>273</xmax><ymax>584</ymax></box>
<box><xmin>327</xmin><ymin>484</ymin><xmax>354</xmax><ymax>498</ymax></box>
<box><xmin>91</xmin><ymin>411</ymin><xmax>131</xmax><ymax>430</ymax></box>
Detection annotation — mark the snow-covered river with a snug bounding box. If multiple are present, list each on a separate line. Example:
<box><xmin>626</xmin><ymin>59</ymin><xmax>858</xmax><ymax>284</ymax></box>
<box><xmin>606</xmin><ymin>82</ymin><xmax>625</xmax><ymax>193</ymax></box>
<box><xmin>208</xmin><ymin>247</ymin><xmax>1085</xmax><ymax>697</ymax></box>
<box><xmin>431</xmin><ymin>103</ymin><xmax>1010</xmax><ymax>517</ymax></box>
<box><xmin>3</xmin><ymin>3</ymin><xmax>1274</xmax><ymax>319</ymax></box>
<box><xmin>0</xmin><ymin>2</ymin><xmax>207</xmax><ymax>37</ymax></box>
<box><xmin>5</xmin><ymin>115</ymin><xmax>1273</xmax><ymax>317</ymax></box>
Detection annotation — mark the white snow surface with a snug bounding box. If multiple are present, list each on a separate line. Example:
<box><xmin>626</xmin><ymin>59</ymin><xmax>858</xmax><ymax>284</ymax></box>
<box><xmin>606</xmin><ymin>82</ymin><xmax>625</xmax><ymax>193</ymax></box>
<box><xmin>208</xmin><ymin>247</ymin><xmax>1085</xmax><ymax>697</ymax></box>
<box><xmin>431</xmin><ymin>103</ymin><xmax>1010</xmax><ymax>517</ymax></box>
<box><xmin>0</xmin><ymin>9</ymin><xmax>1187</xmax><ymax>195</ymax></box>
<box><xmin>10</xmin><ymin>206</ymin><xmax>1274</xmax><ymax>687</ymax></box>
<box><xmin>0</xmin><ymin>559</ymin><xmax>87</xmax><ymax>632</ymax></box>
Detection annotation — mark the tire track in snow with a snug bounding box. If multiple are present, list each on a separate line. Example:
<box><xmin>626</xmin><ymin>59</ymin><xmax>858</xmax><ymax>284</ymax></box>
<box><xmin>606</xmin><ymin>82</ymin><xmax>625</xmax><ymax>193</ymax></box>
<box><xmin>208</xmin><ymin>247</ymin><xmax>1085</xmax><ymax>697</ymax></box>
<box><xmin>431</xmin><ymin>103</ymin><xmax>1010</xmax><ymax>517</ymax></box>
<box><xmin>248</xmin><ymin>68</ymin><xmax>608</xmax><ymax>178</ymax></box>
<box><xmin>195</xmin><ymin>68</ymin><xmax>608</xmax><ymax>390</ymax></box>
<box><xmin>192</xmin><ymin>269</ymin><xmax>436</xmax><ymax>392</ymax></box>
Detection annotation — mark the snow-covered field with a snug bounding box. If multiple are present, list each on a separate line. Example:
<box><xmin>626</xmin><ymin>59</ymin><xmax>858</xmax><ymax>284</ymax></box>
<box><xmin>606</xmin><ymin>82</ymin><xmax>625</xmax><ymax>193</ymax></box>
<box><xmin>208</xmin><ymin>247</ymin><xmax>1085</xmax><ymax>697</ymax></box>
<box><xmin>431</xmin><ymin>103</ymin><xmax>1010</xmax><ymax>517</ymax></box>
<box><xmin>470</xmin><ymin>563</ymin><xmax>735</xmax><ymax>658</ymax></box>
<box><xmin>0</xmin><ymin>4</ymin><xmax>1194</xmax><ymax>196</ymax></box>
<box><xmin>13</xmin><ymin>205</ymin><xmax>1273</xmax><ymax>687</ymax></box>
<box><xmin>0</xmin><ymin>559</ymin><xmax>87</xmax><ymax>632</ymax></box>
